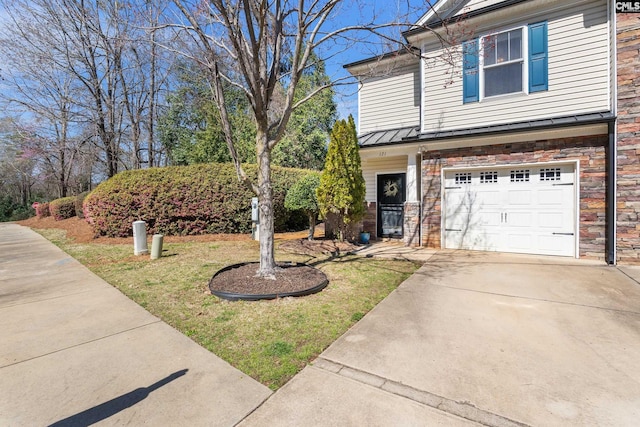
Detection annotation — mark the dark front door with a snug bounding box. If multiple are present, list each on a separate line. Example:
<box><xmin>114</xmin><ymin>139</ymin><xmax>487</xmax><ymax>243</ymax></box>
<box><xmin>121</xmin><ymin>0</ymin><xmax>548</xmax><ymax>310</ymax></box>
<box><xmin>377</xmin><ymin>173</ymin><xmax>406</xmax><ymax>238</ymax></box>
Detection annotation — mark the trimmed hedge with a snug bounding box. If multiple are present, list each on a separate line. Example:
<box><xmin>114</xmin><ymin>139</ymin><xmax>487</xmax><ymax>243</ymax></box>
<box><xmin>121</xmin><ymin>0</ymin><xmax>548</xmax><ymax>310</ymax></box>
<box><xmin>50</xmin><ymin>196</ymin><xmax>77</xmax><ymax>221</ymax></box>
<box><xmin>84</xmin><ymin>163</ymin><xmax>310</xmax><ymax>237</ymax></box>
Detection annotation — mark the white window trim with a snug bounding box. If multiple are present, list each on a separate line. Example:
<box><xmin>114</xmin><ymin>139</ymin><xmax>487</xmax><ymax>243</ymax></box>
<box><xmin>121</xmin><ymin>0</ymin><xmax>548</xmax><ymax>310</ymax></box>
<box><xmin>479</xmin><ymin>25</ymin><xmax>529</xmax><ymax>102</ymax></box>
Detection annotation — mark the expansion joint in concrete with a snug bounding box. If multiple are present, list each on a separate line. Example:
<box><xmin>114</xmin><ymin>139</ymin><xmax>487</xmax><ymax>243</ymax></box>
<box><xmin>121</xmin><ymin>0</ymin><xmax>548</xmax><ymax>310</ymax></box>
<box><xmin>0</xmin><ymin>320</ymin><xmax>162</xmax><ymax>369</ymax></box>
<box><xmin>313</xmin><ymin>357</ymin><xmax>530</xmax><ymax>427</ymax></box>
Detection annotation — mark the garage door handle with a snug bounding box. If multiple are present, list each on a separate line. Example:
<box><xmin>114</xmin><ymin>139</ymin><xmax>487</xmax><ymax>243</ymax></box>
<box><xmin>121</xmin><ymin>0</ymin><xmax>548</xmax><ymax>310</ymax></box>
<box><xmin>445</xmin><ymin>228</ymin><xmax>462</xmax><ymax>232</ymax></box>
<box><xmin>445</xmin><ymin>186</ymin><xmax>462</xmax><ymax>189</ymax></box>
<box><xmin>552</xmin><ymin>183</ymin><xmax>574</xmax><ymax>186</ymax></box>
<box><xmin>552</xmin><ymin>232</ymin><xmax>574</xmax><ymax>236</ymax></box>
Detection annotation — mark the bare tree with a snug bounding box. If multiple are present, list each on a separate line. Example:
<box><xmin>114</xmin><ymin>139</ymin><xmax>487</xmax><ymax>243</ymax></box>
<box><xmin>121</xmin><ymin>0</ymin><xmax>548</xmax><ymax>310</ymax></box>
<box><xmin>0</xmin><ymin>0</ymin><xmax>176</xmax><ymax>177</ymax></box>
<box><xmin>0</xmin><ymin>9</ymin><xmax>87</xmax><ymax>197</ymax></box>
<box><xmin>165</xmin><ymin>0</ymin><xmax>443</xmax><ymax>277</ymax></box>
<box><xmin>0</xmin><ymin>119</ymin><xmax>39</xmax><ymax>205</ymax></box>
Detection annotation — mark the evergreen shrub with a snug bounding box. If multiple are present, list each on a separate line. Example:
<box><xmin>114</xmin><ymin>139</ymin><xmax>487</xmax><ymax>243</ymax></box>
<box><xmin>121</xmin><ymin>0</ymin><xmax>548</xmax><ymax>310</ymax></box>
<box><xmin>49</xmin><ymin>197</ymin><xmax>77</xmax><ymax>221</ymax></box>
<box><xmin>84</xmin><ymin>163</ymin><xmax>309</xmax><ymax>237</ymax></box>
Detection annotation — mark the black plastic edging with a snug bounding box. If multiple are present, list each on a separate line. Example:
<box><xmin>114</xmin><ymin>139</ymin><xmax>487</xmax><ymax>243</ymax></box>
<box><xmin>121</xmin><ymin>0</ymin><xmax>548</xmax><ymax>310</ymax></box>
<box><xmin>209</xmin><ymin>262</ymin><xmax>329</xmax><ymax>302</ymax></box>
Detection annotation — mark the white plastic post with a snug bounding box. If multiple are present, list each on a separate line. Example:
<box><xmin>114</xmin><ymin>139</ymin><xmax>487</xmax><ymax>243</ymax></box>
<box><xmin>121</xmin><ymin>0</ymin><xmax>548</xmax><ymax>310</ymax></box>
<box><xmin>133</xmin><ymin>221</ymin><xmax>149</xmax><ymax>255</ymax></box>
<box><xmin>251</xmin><ymin>197</ymin><xmax>260</xmax><ymax>241</ymax></box>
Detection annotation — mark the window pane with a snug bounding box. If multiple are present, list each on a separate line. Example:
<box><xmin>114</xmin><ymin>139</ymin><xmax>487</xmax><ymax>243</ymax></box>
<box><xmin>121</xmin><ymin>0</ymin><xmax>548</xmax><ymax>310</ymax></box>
<box><xmin>496</xmin><ymin>32</ymin><xmax>509</xmax><ymax>63</ymax></box>
<box><xmin>485</xmin><ymin>62</ymin><xmax>522</xmax><ymax>97</ymax></box>
<box><xmin>483</xmin><ymin>35</ymin><xmax>496</xmax><ymax>66</ymax></box>
<box><xmin>510</xmin><ymin>30</ymin><xmax>522</xmax><ymax>60</ymax></box>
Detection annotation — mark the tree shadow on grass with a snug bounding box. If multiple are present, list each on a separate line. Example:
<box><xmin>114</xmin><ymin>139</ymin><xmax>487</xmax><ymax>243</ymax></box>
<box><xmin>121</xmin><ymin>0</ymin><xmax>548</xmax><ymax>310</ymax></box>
<box><xmin>48</xmin><ymin>369</ymin><xmax>188</xmax><ymax>427</ymax></box>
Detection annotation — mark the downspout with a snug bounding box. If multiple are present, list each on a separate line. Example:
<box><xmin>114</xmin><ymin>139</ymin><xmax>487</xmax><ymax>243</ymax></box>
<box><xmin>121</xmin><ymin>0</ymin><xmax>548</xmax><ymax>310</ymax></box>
<box><xmin>607</xmin><ymin>120</ymin><xmax>616</xmax><ymax>265</ymax></box>
<box><xmin>607</xmin><ymin>0</ymin><xmax>617</xmax><ymax>265</ymax></box>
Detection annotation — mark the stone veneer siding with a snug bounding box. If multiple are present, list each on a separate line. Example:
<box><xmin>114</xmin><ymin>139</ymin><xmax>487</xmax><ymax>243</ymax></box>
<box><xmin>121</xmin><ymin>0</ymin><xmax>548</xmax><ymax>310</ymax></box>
<box><xmin>616</xmin><ymin>13</ymin><xmax>640</xmax><ymax>263</ymax></box>
<box><xmin>403</xmin><ymin>202</ymin><xmax>421</xmax><ymax>246</ymax></box>
<box><xmin>421</xmin><ymin>135</ymin><xmax>609</xmax><ymax>259</ymax></box>
<box><xmin>363</xmin><ymin>202</ymin><xmax>377</xmax><ymax>239</ymax></box>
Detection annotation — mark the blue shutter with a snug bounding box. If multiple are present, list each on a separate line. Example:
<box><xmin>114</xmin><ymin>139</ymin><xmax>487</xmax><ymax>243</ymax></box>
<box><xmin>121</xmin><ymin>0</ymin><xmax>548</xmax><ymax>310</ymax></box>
<box><xmin>529</xmin><ymin>21</ymin><xmax>548</xmax><ymax>92</ymax></box>
<box><xmin>462</xmin><ymin>39</ymin><xmax>479</xmax><ymax>103</ymax></box>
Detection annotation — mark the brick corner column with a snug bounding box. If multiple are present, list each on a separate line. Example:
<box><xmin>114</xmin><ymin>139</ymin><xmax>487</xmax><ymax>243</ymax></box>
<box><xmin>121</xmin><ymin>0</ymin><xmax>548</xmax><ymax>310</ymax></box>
<box><xmin>616</xmin><ymin>13</ymin><xmax>640</xmax><ymax>263</ymax></box>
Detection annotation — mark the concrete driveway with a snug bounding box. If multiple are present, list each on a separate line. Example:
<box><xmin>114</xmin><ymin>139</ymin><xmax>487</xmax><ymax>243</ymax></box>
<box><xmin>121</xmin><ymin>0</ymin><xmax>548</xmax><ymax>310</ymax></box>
<box><xmin>243</xmin><ymin>251</ymin><xmax>640</xmax><ymax>426</ymax></box>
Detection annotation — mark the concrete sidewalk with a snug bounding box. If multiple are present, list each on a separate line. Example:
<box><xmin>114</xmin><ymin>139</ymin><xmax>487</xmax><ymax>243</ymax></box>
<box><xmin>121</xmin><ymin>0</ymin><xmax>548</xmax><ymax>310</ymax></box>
<box><xmin>0</xmin><ymin>223</ymin><xmax>271</xmax><ymax>426</ymax></box>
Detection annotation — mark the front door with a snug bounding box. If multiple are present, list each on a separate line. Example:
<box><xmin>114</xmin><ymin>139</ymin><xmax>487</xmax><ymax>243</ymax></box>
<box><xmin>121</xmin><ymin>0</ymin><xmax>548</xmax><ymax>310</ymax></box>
<box><xmin>377</xmin><ymin>173</ymin><xmax>406</xmax><ymax>238</ymax></box>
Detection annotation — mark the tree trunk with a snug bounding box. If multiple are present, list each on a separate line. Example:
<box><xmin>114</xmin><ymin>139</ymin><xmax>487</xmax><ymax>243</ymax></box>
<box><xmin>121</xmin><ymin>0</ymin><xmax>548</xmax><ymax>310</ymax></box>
<box><xmin>308</xmin><ymin>212</ymin><xmax>316</xmax><ymax>241</ymax></box>
<box><xmin>148</xmin><ymin>29</ymin><xmax>156</xmax><ymax>167</ymax></box>
<box><xmin>256</xmin><ymin>129</ymin><xmax>277</xmax><ymax>278</ymax></box>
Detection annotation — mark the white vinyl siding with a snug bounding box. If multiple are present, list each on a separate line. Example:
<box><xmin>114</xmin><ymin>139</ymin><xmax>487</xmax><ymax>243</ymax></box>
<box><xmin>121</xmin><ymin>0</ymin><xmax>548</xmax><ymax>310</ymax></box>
<box><xmin>362</xmin><ymin>156</ymin><xmax>407</xmax><ymax>201</ymax></box>
<box><xmin>359</xmin><ymin>61</ymin><xmax>421</xmax><ymax>134</ymax></box>
<box><xmin>422</xmin><ymin>0</ymin><xmax>610</xmax><ymax>132</ymax></box>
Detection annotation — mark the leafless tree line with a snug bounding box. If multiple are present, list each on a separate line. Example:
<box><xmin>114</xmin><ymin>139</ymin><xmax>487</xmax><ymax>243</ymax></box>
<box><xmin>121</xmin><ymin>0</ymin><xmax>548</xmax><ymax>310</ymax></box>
<box><xmin>0</xmin><ymin>0</ymin><xmax>175</xmax><ymax>199</ymax></box>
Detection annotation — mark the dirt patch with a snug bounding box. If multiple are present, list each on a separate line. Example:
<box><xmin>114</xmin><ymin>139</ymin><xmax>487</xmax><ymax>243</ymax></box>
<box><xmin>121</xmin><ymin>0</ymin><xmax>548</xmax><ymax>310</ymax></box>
<box><xmin>208</xmin><ymin>262</ymin><xmax>328</xmax><ymax>300</ymax></box>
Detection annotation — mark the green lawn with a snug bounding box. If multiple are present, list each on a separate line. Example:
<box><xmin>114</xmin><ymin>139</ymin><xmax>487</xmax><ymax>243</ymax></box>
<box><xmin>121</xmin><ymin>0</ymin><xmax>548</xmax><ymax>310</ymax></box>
<box><xmin>37</xmin><ymin>229</ymin><xmax>420</xmax><ymax>390</ymax></box>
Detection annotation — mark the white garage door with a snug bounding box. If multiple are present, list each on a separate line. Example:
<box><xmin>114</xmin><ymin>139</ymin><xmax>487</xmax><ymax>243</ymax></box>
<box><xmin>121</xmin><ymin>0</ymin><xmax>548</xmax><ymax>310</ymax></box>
<box><xmin>443</xmin><ymin>164</ymin><xmax>576</xmax><ymax>257</ymax></box>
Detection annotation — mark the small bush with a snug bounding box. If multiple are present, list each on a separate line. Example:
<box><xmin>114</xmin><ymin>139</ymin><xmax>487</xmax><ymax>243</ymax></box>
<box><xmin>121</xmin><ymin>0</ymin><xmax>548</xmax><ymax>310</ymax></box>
<box><xmin>49</xmin><ymin>197</ymin><xmax>77</xmax><ymax>221</ymax></box>
<box><xmin>35</xmin><ymin>202</ymin><xmax>50</xmax><ymax>218</ymax></box>
<box><xmin>0</xmin><ymin>196</ymin><xmax>34</xmax><ymax>222</ymax></box>
<box><xmin>84</xmin><ymin>163</ymin><xmax>311</xmax><ymax>237</ymax></box>
<box><xmin>75</xmin><ymin>192</ymin><xmax>89</xmax><ymax>218</ymax></box>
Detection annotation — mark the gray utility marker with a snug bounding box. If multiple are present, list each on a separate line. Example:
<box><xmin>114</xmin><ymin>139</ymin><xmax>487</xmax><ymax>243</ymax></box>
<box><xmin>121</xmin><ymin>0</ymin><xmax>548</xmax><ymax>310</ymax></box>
<box><xmin>151</xmin><ymin>234</ymin><xmax>164</xmax><ymax>260</ymax></box>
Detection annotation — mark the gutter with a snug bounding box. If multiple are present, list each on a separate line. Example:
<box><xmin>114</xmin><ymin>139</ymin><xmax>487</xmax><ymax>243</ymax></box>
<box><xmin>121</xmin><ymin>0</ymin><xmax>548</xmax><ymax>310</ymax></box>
<box><xmin>402</xmin><ymin>0</ymin><xmax>530</xmax><ymax>37</ymax></box>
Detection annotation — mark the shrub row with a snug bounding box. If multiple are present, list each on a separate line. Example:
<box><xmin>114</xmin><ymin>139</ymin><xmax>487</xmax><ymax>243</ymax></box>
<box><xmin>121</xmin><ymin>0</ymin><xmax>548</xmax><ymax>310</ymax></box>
<box><xmin>49</xmin><ymin>196</ymin><xmax>77</xmax><ymax>221</ymax></box>
<box><xmin>83</xmin><ymin>163</ymin><xmax>310</xmax><ymax>237</ymax></box>
<box><xmin>35</xmin><ymin>202</ymin><xmax>50</xmax><ymax>218</ymax></box>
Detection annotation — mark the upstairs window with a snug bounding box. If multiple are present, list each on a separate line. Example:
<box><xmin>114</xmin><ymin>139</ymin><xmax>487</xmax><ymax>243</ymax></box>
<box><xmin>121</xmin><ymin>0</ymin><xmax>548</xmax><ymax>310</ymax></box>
<box><xmin>483</xmin><ymin>29</ymin><xmax>523</xmax><ymax>97</ymax></box>
<box><xmin>462</xmin><ymin>21</ymin><xmax>548</xmax><ymax>104</ymax></box>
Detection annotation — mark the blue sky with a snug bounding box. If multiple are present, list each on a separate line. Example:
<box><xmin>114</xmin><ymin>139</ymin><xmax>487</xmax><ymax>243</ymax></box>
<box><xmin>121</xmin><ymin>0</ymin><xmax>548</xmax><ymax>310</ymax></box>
<box><xmin>0</xmin><ymin>1</ymin><xmax>431</xmax><ymax>127</ymax></box>
<box><xmin>323</xmin><ymin>0</ymin><xmax>430</xmax><ymax>122</ymax></box>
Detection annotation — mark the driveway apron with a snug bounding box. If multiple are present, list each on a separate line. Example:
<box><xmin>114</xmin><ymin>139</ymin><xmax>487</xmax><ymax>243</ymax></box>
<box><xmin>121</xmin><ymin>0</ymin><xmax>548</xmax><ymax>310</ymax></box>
<box><xmin>244</xmin><ymin>251</ymin><xmax>640</xmax><ymax>426</ymax></box>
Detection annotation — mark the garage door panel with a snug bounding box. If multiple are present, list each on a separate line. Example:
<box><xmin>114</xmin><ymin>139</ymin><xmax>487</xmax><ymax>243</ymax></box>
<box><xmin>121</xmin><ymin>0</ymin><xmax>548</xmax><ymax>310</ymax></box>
<box><xmin>476</xmin><ymin>190</ymin><xmax>501</xmax><ymax>206</ymax></box>
<box><xmin>506</xmin><ymin>212</ymin><xmax>533</xmax><ymax>227</ymax></box>
<box><xmin>537</xmin><ymin>188</ymin><xmax>567</xmax><ymax>205</ymax></box>
<box><xmin>444</xmin><ymin>164</ymin><xmax>576</xmax><ymax>257</ymax></box>
<box><xmin>480</xmin><ymin>211</ymin><xmax>502</xmax><ymax>227</ymax></box>
<box><xmin>505</xmin><ymin>233</ymin><xmax>532</xmax><ymax>250</ymax></box>
<box><xmin>448</xmin><ymin>230</ymin><xmax>500</xmax><ymax>251</ymax></box>
<box><xmin>507</xmin><ymin>190</ymin><xmax>533</xmax><ymax>205</ymax></box>
<box><xmin>539</xmin><ymin>234</ymin><xmax>572</xmax><ymax>252</ymax></box>
<box><xmin>538</xmin><ymin>212</ymin><xmax>568</xmax><ymax>229</ymax></box>
<box><xmin>445</xmin><ymin>191</ymin><xmax>475</xmax><ymax>210</ymax></box>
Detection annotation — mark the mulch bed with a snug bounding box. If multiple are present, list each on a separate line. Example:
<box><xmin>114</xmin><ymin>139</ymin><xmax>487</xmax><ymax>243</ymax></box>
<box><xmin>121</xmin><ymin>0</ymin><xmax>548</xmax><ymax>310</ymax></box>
<box><xmin>279</xmin><ymin>238</ymin><xmax>360</xmax><ymax>256</ymax></box>
<box><xmin>208</xmin><ymin>262</ymin><xmax>328</xmax><ymax>300</ymax></box>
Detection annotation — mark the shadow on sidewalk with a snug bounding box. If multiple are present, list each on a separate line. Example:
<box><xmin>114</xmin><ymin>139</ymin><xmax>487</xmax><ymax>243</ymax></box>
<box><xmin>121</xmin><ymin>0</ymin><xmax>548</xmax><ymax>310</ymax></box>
<box><xmin>48</xmin><ymin>369</ymin><xmax>188</xmax><ymax>427</ymax></box>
